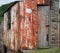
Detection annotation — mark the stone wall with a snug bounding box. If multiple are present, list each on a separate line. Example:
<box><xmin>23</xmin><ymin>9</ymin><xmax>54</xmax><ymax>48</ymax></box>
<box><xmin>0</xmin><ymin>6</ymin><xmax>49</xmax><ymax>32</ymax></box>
<box><xmin>49</xmin><ymin>0</ymin><xmax>59</xmax><ymax>47</ymax></box>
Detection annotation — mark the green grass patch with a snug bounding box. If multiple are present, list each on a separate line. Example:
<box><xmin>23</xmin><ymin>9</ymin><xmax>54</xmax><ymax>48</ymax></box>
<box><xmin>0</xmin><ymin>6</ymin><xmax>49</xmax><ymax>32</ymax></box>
<box><xmin>30</xmin><ymin>48</ymin><xmax>59</xmax><ymax>53</ymax></box>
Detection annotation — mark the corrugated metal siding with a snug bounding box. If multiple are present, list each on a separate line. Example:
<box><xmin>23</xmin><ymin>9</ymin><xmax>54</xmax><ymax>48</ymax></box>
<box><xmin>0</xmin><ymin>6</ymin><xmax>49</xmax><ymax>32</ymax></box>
<box><xmin>4</xmin><ymin>0</ymin><xmax>50</xmax><ymax>51</ymax></box>
<box><xmin>19</xmin><ymin>0</ymin><xmax>38</xmax><ymax>49</ymax></box>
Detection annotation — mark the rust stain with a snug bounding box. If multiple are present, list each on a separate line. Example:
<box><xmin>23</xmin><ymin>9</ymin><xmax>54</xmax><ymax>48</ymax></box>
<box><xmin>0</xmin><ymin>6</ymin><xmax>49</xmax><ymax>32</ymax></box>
<box><xmin>15</xmin><ymin>2</ymin><xmax>20</xmax><ymax>51</ymax></box>
<box><xmin>37</xmin><ymin>0</ymin><xmax>45</xmax><ymax>4</ymax></box>
<box><xmin>4</xmin><ymin>0</ymin><xmax>50</xmax><ymax>51</ymax></box>
<box><xmin>20</xmin><ymin>0</ymin><xmax>38</xmax><ymax>49</ymax></box>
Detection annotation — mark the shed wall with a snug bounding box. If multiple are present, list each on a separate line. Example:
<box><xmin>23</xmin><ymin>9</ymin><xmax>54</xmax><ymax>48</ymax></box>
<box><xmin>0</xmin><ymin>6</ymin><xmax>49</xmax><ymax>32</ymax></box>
<box><xmin>4</xmin><ymin>0</ymin><xmax>50</xmax><ymax>51</ymax></box>
<box><xmin>4</xmin><ymin>3</ymin><xmax>19</xmax><ymax>51</ymax></box>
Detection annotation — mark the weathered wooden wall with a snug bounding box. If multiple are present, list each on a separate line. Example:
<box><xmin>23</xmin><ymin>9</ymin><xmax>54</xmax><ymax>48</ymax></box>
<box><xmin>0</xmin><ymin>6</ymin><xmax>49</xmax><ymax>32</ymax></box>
<box><xmin>4</xmin><ymin>0</ymin><xmax>50</xmax><ymax>51</ymax></box>
<box><xmin>4</xmin><ymin>3</ymin><xmax>18</xmax><ymax>51</ymax></box>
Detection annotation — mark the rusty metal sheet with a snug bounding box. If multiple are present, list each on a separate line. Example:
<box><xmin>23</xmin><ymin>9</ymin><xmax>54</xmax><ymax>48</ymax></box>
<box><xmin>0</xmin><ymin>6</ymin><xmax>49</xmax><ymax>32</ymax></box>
<box><xmin>37</xmin><ymin>0</ymin><xmax>45</xmax><ymax>4</ymax></box>
<box><xmin>19</xmin><ymin>0</ymin><xmax>38</xmax><ymax>49</ymax></box>
<box><xmin>36</xmin><ymin>0</ymin><xmax>50</xmax><ymax>5</ymax></box>
<box><xmin>19</xmin><ymin>2</ymin><xmax>25</xmax><ymax>49</ymax></box>
<box><xmin>4</xmin><ymin>0</ymin><xmax>50</xmax><ymax>51</ymax></box>
<box><xmin>15</xmin><ymin>3</ymin><xmax>20</xmax><ymax>51</ymax></box>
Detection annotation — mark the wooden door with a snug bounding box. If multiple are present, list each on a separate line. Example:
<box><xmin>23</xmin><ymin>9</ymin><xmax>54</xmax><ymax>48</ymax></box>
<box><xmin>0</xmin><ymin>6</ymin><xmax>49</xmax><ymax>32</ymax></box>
<box><xmin>37</xmin><ymin>6</ymin><xmax>50</xmax><ymax>48</ymax></box>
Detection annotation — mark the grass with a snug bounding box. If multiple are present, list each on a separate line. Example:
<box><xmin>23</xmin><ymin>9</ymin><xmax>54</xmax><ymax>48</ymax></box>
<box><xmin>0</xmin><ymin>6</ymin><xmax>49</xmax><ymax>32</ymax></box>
<box><xmin>38</xmin><ymin>48</ymin><xmax>59</xmax><ymax>53</ymax></box>
<box><xmin>29</xmin><ymin>48</ymin><xmax>59</xmax><ymax>53</ymax></box>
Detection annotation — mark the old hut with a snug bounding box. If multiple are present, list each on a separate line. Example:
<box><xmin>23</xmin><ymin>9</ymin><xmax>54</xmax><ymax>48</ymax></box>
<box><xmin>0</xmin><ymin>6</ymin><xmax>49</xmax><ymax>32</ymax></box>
<box><xmin>4</xmin><ymin>0</ymin><xmax>50</xmax><ymax>51</ymax></box>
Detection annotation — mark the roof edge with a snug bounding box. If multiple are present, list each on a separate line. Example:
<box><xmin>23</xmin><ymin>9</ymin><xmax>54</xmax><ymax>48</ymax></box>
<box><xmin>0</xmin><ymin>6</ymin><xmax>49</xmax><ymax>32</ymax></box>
<box><xmin>4</xmin><ymin>1</ymin><xmax>20</xmax><ymax>14</ymax></box>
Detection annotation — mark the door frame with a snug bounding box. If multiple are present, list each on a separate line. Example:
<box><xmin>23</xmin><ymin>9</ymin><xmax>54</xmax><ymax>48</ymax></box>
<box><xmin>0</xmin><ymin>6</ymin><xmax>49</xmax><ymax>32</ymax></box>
<box><xmin>37</xmin><ymin>5</ymin><xmax>50</xmax><ymax>48</ymax></box>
